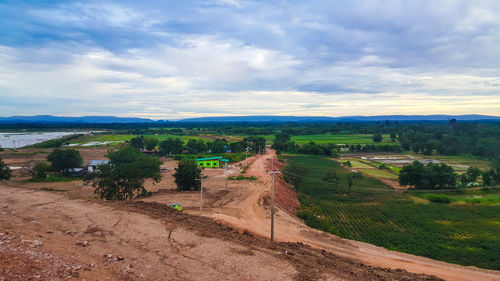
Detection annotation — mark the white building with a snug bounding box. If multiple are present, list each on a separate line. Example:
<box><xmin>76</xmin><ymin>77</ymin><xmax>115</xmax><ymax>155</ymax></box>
<box><xmin>86</xmin><ymin>160</ymin><xmax>110</xmax><ymax>173</ymax></box>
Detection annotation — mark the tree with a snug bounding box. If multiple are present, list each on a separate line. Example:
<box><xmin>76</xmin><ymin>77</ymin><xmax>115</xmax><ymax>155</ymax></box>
<box><xmin>130</xmin><ymin>136</ymin><xmax>145</xmax><ymax>149</ymax></box>
<box><xmin>482</xmin><ymin>169</ymin><xmax>496</xmax><ymax>186</ymax></box>
<box><xmin>272</xmin><ymin>133</ymin><xmax>291</xmax><ymax>151</ymax></box>
<box><xmin>390</xmin><ymin>132</ymin><xmax>397</xmax><ymax>142</ymax></box>
<box><xmin>372</xmin><ymin>134</ymin><xmax>383</xmax><ymax>142</ymax></box>
<box><xmin>399</xmin><ymin>161</ymin><xmax>429</xmax><ymax>189</ymax></box>
<box><xmin>144</xmin><ymin>137</ymin><xmax>159</xmax><ymax>150</ymax></box>
<box><xmin>399</xmin><ymin>161</ymin><xmax>457</xmax><ymax>189</ymax></box>
<box><xmin>33</xmin><ymin>163</ymin><xmax>49</xmax><ymax>179</ymax></box>
<box><xmin>159</xmin><ymin>138</ymin><xmax>184</xmax><ymax>156</ymax></box>
<box><xmin>0</xmin><ymin>158</ymin><xmax>12</xmax><ymax>181</ymax></box>
<box><xmin>85</xmin><ymin>146</ymin><xmax>162</xmax><ymax>200</ymax></box>
<box><xmin>209</xmin><ymin>139</ymin><xmax>227</xmax><ymax>154</ymax></box>
<box><xmin>174</xmin><ymin>160</ymin><xmax>201</xmax><ymax>191</ymax></box>
<box><xmin>465</xmin><ymin>167</ymin><xmax>481</xmax><ymax>182</ymax></box>
<box><xmin>186</xmin><ymin>139</ymin><xmax>207</xmax><ymax>154</ymax></box>
<box><xmin>47</xmin><ymin>149</ymin><xmax>83</xmax><ymax>173</ymax></box>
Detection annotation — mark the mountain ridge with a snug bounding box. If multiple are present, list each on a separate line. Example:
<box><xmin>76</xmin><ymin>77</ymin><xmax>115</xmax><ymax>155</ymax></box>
<box><xmin>0</xmin><ymin>114</ymin><xmax>499</xmax><ymax>124</ymax></box>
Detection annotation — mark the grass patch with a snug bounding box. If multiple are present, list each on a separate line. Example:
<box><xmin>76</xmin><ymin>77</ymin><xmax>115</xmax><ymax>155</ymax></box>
<box><xmin>426</xmin><ymin>194</ymin><xmax>452</xmax><ymax>204</ymax></box>
<box><xmin>30</xmin><ymin>174</ymin><xmax>81</xmax><ymax>182</ymax></box>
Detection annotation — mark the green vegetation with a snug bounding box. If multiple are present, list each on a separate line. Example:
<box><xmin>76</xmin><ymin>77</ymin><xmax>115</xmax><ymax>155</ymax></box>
<box><xmin>399</xmin><ymin>161</ymin><xmax>457</xmax><ymax>189</ymax></box>
<box><xmin>33</xmin><ymin>163</ymin><xmax>49</xmax><ymax>179</ymax></box>
<box><xmin>47</xmin><ymin>149</ymin><xmax>83</xmax><ymax>172</ymax></box>
<box><xmin>30</xmin><ymin>174</ymin><xmax>80</xmax><ymax>182</ymax></box>
<box><xmin>426</xmin><ymin>194</ymin><xmax>452</xmax><ymax>204</ymax></box>
<box><xmin>290</xmin><ymin>134</ymin><xmax>392</xmax><ymax>144</ymax></box>
<box><xmin>30</xmin><ymin>134</ymin><xmax>82</xmax><ymax>148</ymax></box>
<box><xmin>84</xmin><ymin>146</ymin><xmax>161</xmax><ymax>200</ymax></box>
<box><xmin>285</xmin><ymin>154</ymin><xmax>500</xmax><ymax>270</ymax></box>
<box><xmin>0</xmin><ymin>158</ymin><xmax>12</xmax><ymax>181</ymax></box>
<box><xmin>228</xmin><ymin>175</ymin><xmax>258</xmax><ymax>181</ymax></box>
<box><xmin>174</xmin><ymin>159</ymin><xmax>202</xmax><ymax>191</ymax></box>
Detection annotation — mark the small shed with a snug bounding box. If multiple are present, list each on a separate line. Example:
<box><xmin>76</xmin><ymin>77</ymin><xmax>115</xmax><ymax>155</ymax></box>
<box><xmin>195</xmin><ymin>156</ymin><xmax>229</xmax><ymax>168</ymax></box>
<box><xmin>86</xmin><ymin>160</ymin><xmax>110</xmax><ymax>173</ymax></box>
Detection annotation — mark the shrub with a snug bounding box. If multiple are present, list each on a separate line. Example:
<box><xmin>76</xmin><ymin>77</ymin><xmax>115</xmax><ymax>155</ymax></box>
<box><xmin>426</xmin><ymin>194</ymin><xmax>451</xmax><ymax>204</ymax></box>
<box><xmin>228</xmin><ymin>175</ymin><xmax>257</xmax><ymax>181</ymax></box>
<box><xmin>34</xmin><ymin>163</ymin><xmax>49</xmax><ymax>179</ymax></box>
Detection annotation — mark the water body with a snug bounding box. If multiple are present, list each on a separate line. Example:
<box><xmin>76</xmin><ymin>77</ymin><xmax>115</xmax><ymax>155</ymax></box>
<box><xmin>0</xmin><ymin>132</ymin><xmax>77</xmax><ymax>148</ymax></box>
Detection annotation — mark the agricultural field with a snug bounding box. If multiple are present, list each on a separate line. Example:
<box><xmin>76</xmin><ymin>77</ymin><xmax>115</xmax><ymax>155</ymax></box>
<box><xmin>285</xmin><ymin>155</ymin><xmax>500</xmax><ymax>270</ymax></box>
<box><xmin>340</xmin><ymin>153</ymin><xmax>493</xmax><ymax>188</ymax></box>
<box><xmin>290</xmin><ymin>134</ymin><xmax>393</xmax><ymax>145</ymax></box>
<box><xmin>67</xmin><ymin>133</ymin><xmax>210</xmax><ymax>147</ymax></box>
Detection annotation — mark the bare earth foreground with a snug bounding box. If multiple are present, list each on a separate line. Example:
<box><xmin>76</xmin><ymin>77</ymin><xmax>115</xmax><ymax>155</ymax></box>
<box><xmin>0</xmin><ymin>149</ymin><xmax>499</xmax><ymax>280</ymax></box>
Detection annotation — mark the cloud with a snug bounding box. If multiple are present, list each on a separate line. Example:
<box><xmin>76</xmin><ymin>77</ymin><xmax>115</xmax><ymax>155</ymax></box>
<box><xmin>0</xmin><ymin>0</ymin><xmax>499</xmax><ymax>118</ymax></box>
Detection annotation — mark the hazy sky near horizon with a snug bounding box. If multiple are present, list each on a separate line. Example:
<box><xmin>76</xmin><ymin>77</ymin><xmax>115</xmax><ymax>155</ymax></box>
<box><xmin>1</xmin><ymin>0</ymin><xmax>499</xmax><ymax>119</ymax></box>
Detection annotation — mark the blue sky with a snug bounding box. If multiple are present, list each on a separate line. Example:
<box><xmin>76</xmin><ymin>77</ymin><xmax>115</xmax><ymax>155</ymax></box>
<box><xmin>1</xmin><ymin>0</ymin><xmax>499</xmax><ymax>119</ymax></box>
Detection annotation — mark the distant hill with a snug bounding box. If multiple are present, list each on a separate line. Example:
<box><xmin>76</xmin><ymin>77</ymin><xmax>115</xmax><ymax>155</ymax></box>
<box><xmin>0</xmin><ymin>115</ymin><xmax>154</xmax><ymax>124</ymax></box>
<box><xmin>178</xmin><ymin>115</ymin><xmax>500</xmax><ymax>122</ymax></box>
<box><xmin>0</xmin><ymin>114</ymin><xmax>499</xmax><ymax>124</ymax></box>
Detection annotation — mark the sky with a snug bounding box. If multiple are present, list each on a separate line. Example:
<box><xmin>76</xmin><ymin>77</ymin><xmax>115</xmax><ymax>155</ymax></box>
<box><xmin>0</xmin><ymin>0</ymin><xmax>499</xmax><ymax>119</ymax></box>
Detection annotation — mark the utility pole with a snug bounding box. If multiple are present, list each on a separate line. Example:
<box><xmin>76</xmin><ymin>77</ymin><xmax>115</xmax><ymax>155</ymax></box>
<box><xmin>196</xmin><ymin>173</ymin><xmax>205</xmax><ymax>214</ymax></box>
<box><xmin>268</xmin><ymin>158</ymin><xmax>280</xmax><ymax>243</ymax></box>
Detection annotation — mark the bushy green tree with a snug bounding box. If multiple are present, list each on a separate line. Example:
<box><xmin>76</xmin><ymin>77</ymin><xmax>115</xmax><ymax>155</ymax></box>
<box><xmin>47</xmin><ymin>149</ymin><xmax>83</xmax><ymax>173</ymax></box>
<box><xmin>130</xmin><ymin>136</ymin><xmax>145</xmax><ymax>149</ymax></box>
<box><xmin>174</xmin><ymin>160</ymin><xmax>201</xmax><ymax>191</ymax></box>
<box><xmin>0</xmin><ymin>158</ymin><xmax>12</xmax><ymax>181</ymax></box>
<box><xmin>459</xmin><ymin>167</ymin><xmax>480</xmax><ymax>186</ymax></box>
<box><xmin>84</xmin><ymin>146</ymin><xmax>162</xmax><ymax>200</ymax></box>
<box><xmin>272</xmin><ymin>133</ymin><xmax>291</xmax><ymax>151</ymax></box>
<box><xmin>33</xmin><ymin>163</ymin><xmax>49</xmax><ymax>179</ymax></box>
<box><xmin>372</xmin><ymin>133</ymin><xmax>383</xmax><ymax>142</ymax></box>
<box><xmin>482</xmin><ymin>169</ymin><xmax>496</xmax><ymax>186</ymax></box>
<box><xmin>399</xmin><ymin>161</ymin><xmax>457</xmax><ymax>189</ymax></box>
<box><xmin>186</xmin><ymin>139</ymin><xmax>207</xmax><ymax>154</ymax></box>
<box><xmin>144</xmin><ymin>137</ymin><xmax>159</xmax><ymax>150</ymax></box>
<box><xmin>209</xmin><ymin>139</ymin><xmax>227</xmax><ymax>154</ymax></box>
<box><xmin>159</xmin><ymin>138</ymin><xmax>184</xmax><ymax>156</ymax></box>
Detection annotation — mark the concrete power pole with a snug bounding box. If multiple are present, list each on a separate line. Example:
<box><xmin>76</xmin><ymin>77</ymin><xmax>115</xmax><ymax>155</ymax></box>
<box><xmin>268</xmin><ymin>158</ymin><xmax>281</xmax><ymax>243</ymax></box>
<box><xmin>196</xmin><ymin>174</ymin><xmax>205</xmax><ymax>214</ymax></box>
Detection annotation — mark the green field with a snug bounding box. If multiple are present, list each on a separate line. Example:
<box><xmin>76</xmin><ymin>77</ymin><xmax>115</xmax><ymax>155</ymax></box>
<box><xmin>290</xmin><ymin>134</ymin><xmax>393</xmax><ymax>145</ymax></box>
<box><xmin>285</xmin><ymin>155</ymin><xmax>500</xmax><ymax>270</ymax></box>
<box><xmin>68</xmin><ymin>134</ymin><xmax>208</xmax><ymax>146</ymax></box>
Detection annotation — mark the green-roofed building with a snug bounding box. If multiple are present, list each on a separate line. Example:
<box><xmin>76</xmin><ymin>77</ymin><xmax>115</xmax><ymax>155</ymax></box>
<box><xmin>195</xmin><ymin>156</ymin><xmax>229</xmax><ymax>168</ymax></box>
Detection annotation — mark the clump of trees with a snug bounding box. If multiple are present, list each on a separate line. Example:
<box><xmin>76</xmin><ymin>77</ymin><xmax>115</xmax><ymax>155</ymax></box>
<box><xmin>85</xmin><ymin>146</ymin><xmax>162</xmax><ymax>200</ymax></box>
<box><xmin>47</xmin><ymin>149</ymin><xmax>83</xmax><ymax>173</ymax></box>
<box><xmin>0</xmin><ymin>158</ymin><xmax>12</xmax><ymax>181</ymax></box>
<box><xmin>372</xmin><ymin>133</ymin><xmax>383</xmax><ymax>142</ymax></box>
<box><xmin>159</xmin><ymin>138</ymin><xmax>184</xmax><ymax>156</ymax></box>
<box><xmin>130</xmin><ymin>136</ymin><xmax>158</xmax><ymax>150</ymax></box>
<box><xmin>399</xmin><ymin>161</ymin><xmax>457</xmax><ymax>189</ymax></box>
<box><xmin>173</xmin><ymin>159</ymin><xmax>201</xmax><ymax>191</ymax></box>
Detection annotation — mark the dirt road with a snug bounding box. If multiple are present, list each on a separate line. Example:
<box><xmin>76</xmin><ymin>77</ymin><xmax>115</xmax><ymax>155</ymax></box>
<box><xmin>200</xmin><ymin>149</ymin><xmax>500</xmax><ymax>281</ymax></box>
